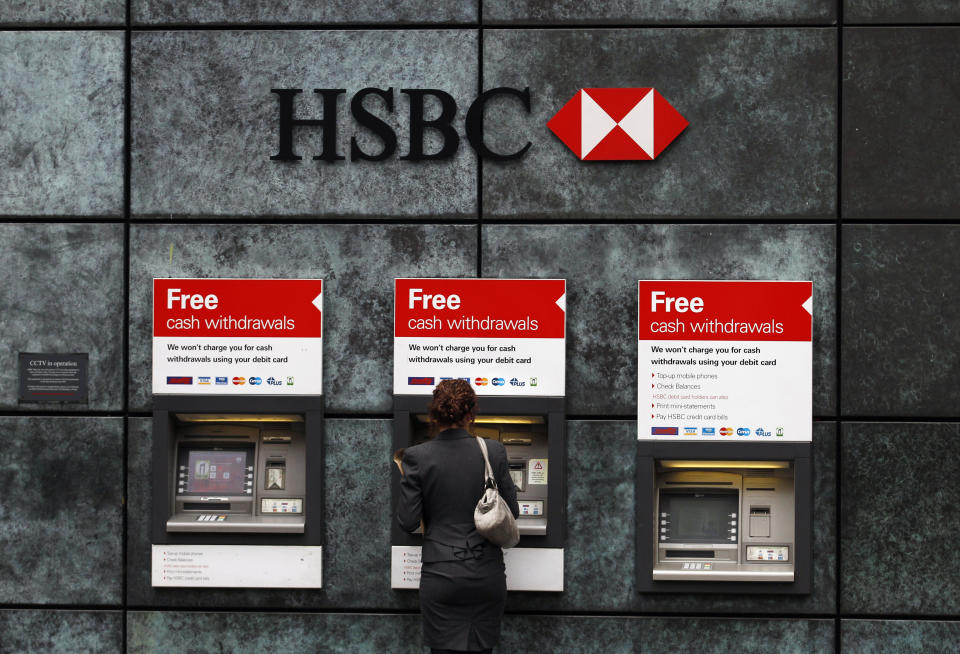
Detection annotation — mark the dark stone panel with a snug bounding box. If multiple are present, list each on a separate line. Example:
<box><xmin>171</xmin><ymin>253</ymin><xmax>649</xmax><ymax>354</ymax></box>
<box><xmin>841</xmin><ymin>225</ymin><xmax>960</xmax><ymax>417</ymax></box>
<box><xmin>0</xmin><ymin>1</ymin><xmax>124</xmax><ymax>25</ymax></box>
<box><xmin>128</xmin><ymin>224</ymin><xmax>475</xmax><ymax>412</ymax></box>
<box><xmin>131</xmin><ymin>31</ymin><xmax>477</xmax><ymax>219</ymax></box>
<box><xmin>128</xmin><ymin>418</ymin><xmax>417</xmax><ymax>610</ymax></box>
<box><xmin>501</xmin><ymin>616</ymin><xmax>833</xmax><ymax>653</ymax></box>
<box><xmin>0</xmin><ymin>224</ymin><xmax>124</xmax><ymax>410</ymax></box>
<box><xmin>843</xmin><ymin>28</ymin><xmax>960</xmax><ymax>219</ymax></box>
<box><xmin>841</xmin><ymin>423</ymin><xmax>960</xmax><ymax>614</ymax></box>
<box><xmin>132</xmin><ymin>0</ymin><xmax>475</xmax><ymax>24</ymax></box>
<box><xmin>127</xmin><ymin>611</ymin><xmax>423</xmax><ymax>654</ymax></box>
<box><xmin>482</xmin><ymin>29</ymin><xmax>836</xmax><ymax>219</ymax></box>
<box><xmin>0</xmin><ymin>417</ymin><xmax>123</xmax><ymax>605</ymax></box>
<box><xmin>0</xmin><ymin>32</ymin><xmax>123</xmax><ymax>215</ymax></box>
<box><xmin>844</xmin><ymin>1</ymin><xmax>960</xmax><ymax>23</ymax></box>
<box><xmin>842</xmin><ymin>620</ymin><xmax>960</xmax><ymax>653</ymax></box>
<box><xmin>484</xmin><ymin>0</ymin><xmax>835</xmax><ymax>24</ymax></box>
<box><xmin>483</xmin><ymin>224</ymin><xmax>836</xmax><ymax>416</ymax></box>
<box><xmin>0</xmin><ymin>610</ymin><xmax>122</xmax><ymax>653</ymax></box>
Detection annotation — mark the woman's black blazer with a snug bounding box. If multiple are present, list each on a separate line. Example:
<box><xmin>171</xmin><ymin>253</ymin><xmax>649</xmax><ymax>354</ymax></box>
<box><xmin>397</xmin><ymin>428</ymin><xmax>520</xmax><ymax>562</ymax></box>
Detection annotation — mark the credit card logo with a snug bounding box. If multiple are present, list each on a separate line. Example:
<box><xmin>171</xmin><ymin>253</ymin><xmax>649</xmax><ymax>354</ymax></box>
<box><xmin>737</xmin><ymin>427</ymin><xmax>750</xmax><ymax>436</ymax></box>
<box><xmin>408</xmin><ymin>376</ymin><xmax>435</xmax><ymax>386</ymax></box>
<box><xmin>651</xmin><ymin>427</ymin><xmax>679</xmax><ymax>435</ymax></box>
<box><xmin>475</xmin><ymin>377</ymin><xmax>488</xmax><ymax>386</ymax></box>
<box><xmin>720</xmin><ymin>427</ymin><xmax>733</xmax><ymax>436</ymax></box>
<box><xmin>166</xmin><ymin>376</ymin><xmax>192</xmax><ymax>385</ymax></box>
<box><xmin>492</xmin><ymin>377</ymin><xmax>505</xmax><ymax>386</ymax></box>
<box><xmin>683</xmin><ymin>427</ymin><xmax>697</xmax><ymax>436</ymax></box>
<box><xmin>701</xmin><ymin>427</ymin><xmax>716</xmax><ymax>436</ymax></box>
<box><xmin>197</xmin><ymin>376</ymin><xmax>211</xmax><ymax>385</ymax></box>
<box><xmin>215</xmin><ymin>376</ymin><xmax>228</xmax><ymax>385</ymax></box>
<box><xmin>249</xmin><ymin>377</ymin><xmax>262</xmax><ymax>385</ymax></box>
<box><xmin>232</xmin><ymin>376</ymin><xmax>245</xmax><ymax>385</ymax></box>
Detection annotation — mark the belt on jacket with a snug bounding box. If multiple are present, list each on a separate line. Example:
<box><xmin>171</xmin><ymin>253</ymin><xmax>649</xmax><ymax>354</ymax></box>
<box><xmin>422</xmin><ymin>539</ymin><xmax>498</xmax><ymax>562</ymax></box>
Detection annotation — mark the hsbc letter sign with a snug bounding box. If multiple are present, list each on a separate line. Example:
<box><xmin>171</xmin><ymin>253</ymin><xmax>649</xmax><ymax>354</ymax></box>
<box><xmin>270</xmin><ymin>86</ymin><xmax>687</xmax><ymax>164</ymax></box>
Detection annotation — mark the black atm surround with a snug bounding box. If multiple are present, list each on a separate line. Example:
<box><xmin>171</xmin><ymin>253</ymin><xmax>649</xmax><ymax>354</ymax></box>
<box><xmin>635</xmin><ymin>440</ymin><xmax>812</xmax><ymax>595</ymax></box>
<box><xmin>391</xmin><ymin>394</ymin><xmax>567</xmax><ymax>551</ymax></box>
<box><xmin>151</xmin><ymin>394</ymin><xmax>324</xmax><ymax>547</ymax></box>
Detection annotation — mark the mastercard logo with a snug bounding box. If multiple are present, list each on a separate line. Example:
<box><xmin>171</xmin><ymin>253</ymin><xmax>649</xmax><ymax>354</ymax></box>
<box><xmin>720</xmin><ymin>427</ymin><xmax>733</xmax><ymax>436</ymax></box>
<box><xmin>232</xmin><ymin>376</ymin><xmax>245</xmax><ymax>385</ymax></box>
<box><xmin>475</xmin><ymin>377</ymin><xmax>488</xmax><ymax>386</ymax></box>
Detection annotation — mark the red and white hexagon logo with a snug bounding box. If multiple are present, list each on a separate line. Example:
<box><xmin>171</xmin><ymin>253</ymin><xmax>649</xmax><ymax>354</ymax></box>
<box><xmin>547</xmin><ymin>88</ymin><xmax>688</xmax><ymax>160</ymax></box>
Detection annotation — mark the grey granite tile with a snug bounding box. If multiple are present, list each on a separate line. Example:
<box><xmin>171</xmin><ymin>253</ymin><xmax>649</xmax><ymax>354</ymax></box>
<box><xmin>841</xmin><ymin>423</ymin><xmax>960</xmax><ymax>614</ymax></box>
<box><xmin>484</xmin><ymin>0</ymin><xmax>835</xmax><ymax>24</ymax></box>
<box><xmin>127</xmin><ymin>611</ymin><xmax>424</xmax><ymax>654</ymax></box>
<box><xmin>128</xmin><ymin>223</ymin><xmax>475</xmax><ymax>412</ymax></box>
<box><xmin>844</xmin><ymin>1</ymin><xmax>960</xmax><ymax>23</ymax></box>
<box><xmin>842</xmin><ymin>620</ymin><xmax>960</xmax><ymax>654</ymax></box>
<box><xmin>131</xmin><ymin>30</ymin><xmax>477</xmax><ymax>219</ymax></box>
<box><xmin>483</xmin><ymin>224</ymin><xmax>836</xmax><ymax>416</ymax></box>
<box><xmin>132</xmin><ymin>0</ymin><xmax>475</xmax><ymax>24</ymax></box>
<box><xmin>0</xmin><ymin>417</ymin><xmax>123</xmax><ymax>604</ymax></box>
<box><xmin>0</xmin><ymin>32</ymin><xmax>123</xmax><ymax>215</ymax></box>
<box><xmin>0</xmin><ymin>610</ymin><xmax>122</xmax><ymax>653</ymax></box>
<box><xmin>501</xmin><ymin>616</ymin><xmax>834</xmax><ymax>653</ymax></box>
<box><xmin>841</xmin><ymin>225</ymin><xmax>960</xmax><ymax>417</ymax></box>
<box><xmin>0</xmin><ymin>224</ymin><xmax>124</xmax><ymax>410</ymax></box>
<box><xmin>843</xmin><ymin>28</ymin><xmax>960</xmax><ymax>218</ymax></box>
<box><xmin>482</xmin><ymin>29</ymin><xmax>836</xmax><ymax>219</ymax></box>
<box><xmin>0</xmin><ymin>1</ymin><xmax>124</xmax><ymax>24</ymax></box>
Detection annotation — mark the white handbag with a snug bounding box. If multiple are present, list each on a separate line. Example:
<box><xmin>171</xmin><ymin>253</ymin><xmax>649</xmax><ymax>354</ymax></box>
<box><xmin>473</xmin><ymin>437</ymin><xmax>520</xmax><ymax>548</ymax></box>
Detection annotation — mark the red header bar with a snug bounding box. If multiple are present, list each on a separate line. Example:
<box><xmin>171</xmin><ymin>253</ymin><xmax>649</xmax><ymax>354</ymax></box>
<box><xmin>154</xmin><ymin>278</ymin><xmax>322</xmax><ymax>338</ymax></box>
<box><xmin>638</xmin><ymin>280</ymin><xmax>811</xmax><ymax>342</ymax></box>
<box><xmin>395</xmin><ymin>279</ymin><xmax>566</xmax><ymax>338</ymax></box>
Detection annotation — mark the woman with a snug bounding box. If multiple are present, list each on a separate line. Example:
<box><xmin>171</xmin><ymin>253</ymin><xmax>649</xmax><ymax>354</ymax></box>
<box><xmin>396</xmin><ymin>379</ymin><xmax>520</xmax><ymax>654</ymax></box>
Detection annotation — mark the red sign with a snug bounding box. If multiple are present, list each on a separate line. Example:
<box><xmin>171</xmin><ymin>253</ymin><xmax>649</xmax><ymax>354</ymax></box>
<box><xmin>548</xmin><ymin>88</ymin><xmax>688</xmax><ymax>160</ymax></box>
<box><xmin>153</xmin><ymin>279</ymin><xmax>322</xmax><ymax>338</ymax></box>
<box><xmin>394</xmin><ymin>279</ymin><xmax>565</xmax><ymax>338</ymax></box>
<box><xmin>638</xmin><ymin>281</ymin><xmax>812</xmax><ymax>342</ymax></box>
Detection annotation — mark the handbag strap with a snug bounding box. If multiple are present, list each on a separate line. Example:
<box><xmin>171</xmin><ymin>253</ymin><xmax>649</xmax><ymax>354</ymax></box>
<box><xmin>475</xmin><ymin>436</ymin><xmax>496</xmax><ymax>488</ymax></box>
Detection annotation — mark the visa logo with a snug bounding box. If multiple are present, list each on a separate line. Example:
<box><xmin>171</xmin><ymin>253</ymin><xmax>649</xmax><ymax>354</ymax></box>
<box><xmin>683</xmin><ymin>427</ymin><xmax>697</xmax><ymax>436</ymax></box>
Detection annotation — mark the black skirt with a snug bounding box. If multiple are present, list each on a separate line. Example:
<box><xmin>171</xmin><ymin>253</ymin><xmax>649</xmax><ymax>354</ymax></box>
<box><xmin>419</xmin><ymin>551</ymin><xmax>507</xmax><ymax>651</ymax></box>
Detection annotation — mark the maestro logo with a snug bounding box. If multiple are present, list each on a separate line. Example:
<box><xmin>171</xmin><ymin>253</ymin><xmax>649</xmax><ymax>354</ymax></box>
<box><xmin>548</xmin><ymin>88</ymin><xmax>688</xmax><ymax>160</ymax></box>
<box><xmin>270</xmin><ymin>86</ymin><xmax>686</xmax><ymax>163</ymax></box>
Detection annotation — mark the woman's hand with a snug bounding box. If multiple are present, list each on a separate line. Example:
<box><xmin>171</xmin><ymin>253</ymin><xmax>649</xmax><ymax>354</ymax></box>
<box><xmin>393</xmin><ymin>448</ymin><xmax>406</xmax><ymax>475</ymax></box>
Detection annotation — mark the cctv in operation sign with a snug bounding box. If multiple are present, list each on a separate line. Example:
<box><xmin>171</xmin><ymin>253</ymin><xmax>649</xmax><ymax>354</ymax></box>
<box><xmin>394</xmin><ymin>278</ymin><xmax>566</xmax><ymax>396</ymax></box>
<box><xmin>152</xmin><ymin>278</ymin><xmax>323</xmax><ymax>395</ymax></box>
<box><xmin>638</xmin><ymin>280</ymin><xmax>812</xmax><ymax>442</ymax></box>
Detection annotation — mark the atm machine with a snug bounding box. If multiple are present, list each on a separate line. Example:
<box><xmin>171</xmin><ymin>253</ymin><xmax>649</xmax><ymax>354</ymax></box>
<box><xmin>636</xmin><ymin>441</ymin><xmax>811</xmax><ymax>593</ymax></box>
<box><xmin>635</xmin><ymin>280</ymin><xmax>813</xmax><ymax>594</ymax></box>
<box><xmin>150</xmin><ymin>277</ymin><xmax>325</xmax><ymax>588</ymax></box>
<box><xmin>391</xmin><ymin>277</ymin><xmax>567</xmax><ymax>592</ymax></box>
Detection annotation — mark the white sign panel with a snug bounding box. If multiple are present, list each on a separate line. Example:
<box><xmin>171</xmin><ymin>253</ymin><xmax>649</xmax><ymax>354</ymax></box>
<box><xmin>152</xmin><ymin>278</ymin><xmax>322</xmax><ymax>395</ymax></box>
<box><xmin>638</xmin><ymin>281</ymin><xmax>813</xmax><ymax>442</ymax></box>
<box><xmin>391</xmin><ymin>546</ymin><xmax>563</xmax><ymax>592</ymax></box>
<box><xmin>152</xmin><ymin>545</ymin><xmax>322</xmax><ymax>588</ymax></box>
<box><xmin>394</xmin><ymin>279</ymin><xmax>566</xmax><ymax>396</ymax></box>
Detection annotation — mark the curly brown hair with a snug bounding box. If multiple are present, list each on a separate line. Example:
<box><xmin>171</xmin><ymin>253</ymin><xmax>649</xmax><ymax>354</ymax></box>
<box><xmin>428</xmin><ymin>379</ymin><xmax>477</xmax><ymax>426</ymax></box>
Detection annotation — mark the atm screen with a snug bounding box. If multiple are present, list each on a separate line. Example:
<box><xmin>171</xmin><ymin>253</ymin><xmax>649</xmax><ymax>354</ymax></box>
<box><xmin>183</xmin><ymin>449</ymin><xmax>249</xmax><ymax>495</ymax></box>
<box><xmin>661</xmin><ymin>491</ymin><xmax>738</xmax><ymax>543</ymax></box>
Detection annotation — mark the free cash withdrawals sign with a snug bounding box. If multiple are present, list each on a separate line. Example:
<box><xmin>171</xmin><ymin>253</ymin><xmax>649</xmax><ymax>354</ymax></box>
<box><xmin>394</xmin><ymin>279</ymin><xmax>566</xmax><ymax>396</ymax></box>
<box><xmin>638</xmin><ymin>280</ymin><xmax>812</xmax><ymax>442</ymax></box>
<box><xmin>153</xmin><ymin>278</ymin><xmax>322</xmax><ymax>395</ymax></box>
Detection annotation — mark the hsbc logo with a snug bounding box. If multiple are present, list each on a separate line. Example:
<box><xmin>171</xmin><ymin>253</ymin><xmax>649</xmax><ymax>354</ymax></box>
<box><xmin>271</xmin><ymin>86</ymin><xmax>686</xmax><ymax>163</ymax></box>
<box><xmin>548</xmin><ymin>88</ymin><xmax>688</xmax><ymax>160</ymax></box>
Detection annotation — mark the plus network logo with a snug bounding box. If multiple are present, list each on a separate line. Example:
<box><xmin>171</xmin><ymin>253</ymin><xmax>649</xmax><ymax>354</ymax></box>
<box><xmin>547</xmin><ymin>88</ymin><xmax>688</xmax><ymax>160</ymax></box>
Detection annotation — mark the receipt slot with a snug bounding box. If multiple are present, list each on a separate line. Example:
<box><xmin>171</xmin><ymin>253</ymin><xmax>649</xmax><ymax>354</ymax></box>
<box><xmin>392</xmin><ymin>396</ymin><xmax>566</xmax><ymax>591</ymax></box>
<box><xmin>150</xmin><ymin>278</ymin><xmax>325</xmax><ymax>588</ymax></box>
